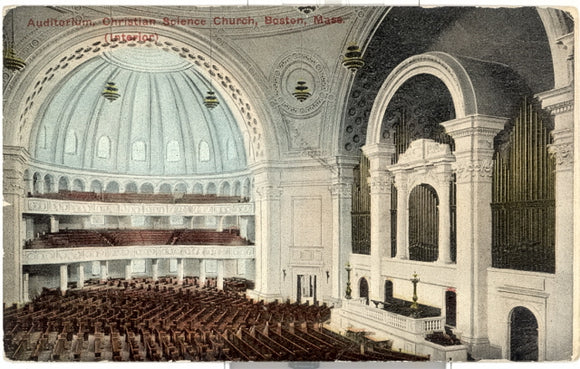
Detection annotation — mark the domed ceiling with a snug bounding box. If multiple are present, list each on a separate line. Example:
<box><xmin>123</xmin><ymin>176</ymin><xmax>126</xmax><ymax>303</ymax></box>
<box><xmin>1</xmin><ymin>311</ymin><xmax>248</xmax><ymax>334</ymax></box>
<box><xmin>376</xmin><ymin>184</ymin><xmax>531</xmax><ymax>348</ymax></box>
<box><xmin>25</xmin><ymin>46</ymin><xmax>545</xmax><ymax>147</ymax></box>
<box><xmin>32</xmin><ymin>47</ymin><xmax>247</xmax><ymax>176</ymax></box>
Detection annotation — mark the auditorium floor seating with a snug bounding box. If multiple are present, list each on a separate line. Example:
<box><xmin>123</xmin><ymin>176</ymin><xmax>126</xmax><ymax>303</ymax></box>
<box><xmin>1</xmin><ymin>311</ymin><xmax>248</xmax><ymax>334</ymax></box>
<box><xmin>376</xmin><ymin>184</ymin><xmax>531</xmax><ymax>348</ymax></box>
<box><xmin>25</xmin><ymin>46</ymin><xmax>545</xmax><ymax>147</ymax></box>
<box><xmin>4</xmin><ymin>279</ymin><xmax>430</xmax><ymax>362</ymax></box>
<box><xmin>25</xmin><ymin>229</ymin><xmax>252</xmax><ymax>249</ymax></box>
<box><xmin>29</xmin><ymin>191</ymin><xmax>249</xmax><ymax>204</ymax></box>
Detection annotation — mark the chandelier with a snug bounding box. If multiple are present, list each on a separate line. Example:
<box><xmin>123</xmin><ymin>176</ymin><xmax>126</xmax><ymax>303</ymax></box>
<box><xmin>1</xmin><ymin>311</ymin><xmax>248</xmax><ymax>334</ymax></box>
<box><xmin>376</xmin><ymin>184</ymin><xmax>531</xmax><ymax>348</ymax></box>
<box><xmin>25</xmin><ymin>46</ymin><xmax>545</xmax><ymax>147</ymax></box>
<box><xmin>342</xmin><ymin>44</ymin><xmax>365</xmax><ymax>73</ymax></box>
<box><xmin>3</xmin><ymin>8</ymin><xmax>26</xmax><ymax>71</ymax></box>
<box><xmin>204</xmin><ymin>7</ymin><xmax>219</xmax><ymax>109</ymax></box>
<box><xmin>102</xmin><ymin>82</ymin><xmax>120</xmax><ymax>102</ymax></box>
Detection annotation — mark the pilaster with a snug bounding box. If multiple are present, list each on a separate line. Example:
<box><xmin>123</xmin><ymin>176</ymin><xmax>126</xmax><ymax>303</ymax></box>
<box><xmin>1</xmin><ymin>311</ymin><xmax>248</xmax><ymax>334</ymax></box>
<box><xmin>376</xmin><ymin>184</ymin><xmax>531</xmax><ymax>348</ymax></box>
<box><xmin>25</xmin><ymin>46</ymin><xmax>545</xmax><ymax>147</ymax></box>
<box><xmin>362</xmin><ymin>143</ymin><xmax>395</xmax><ymax>301</ymax></box>
<box><xmin>441</xmin><ymin>115</ymin><xmax>507</xmax><ymax>358</ymax></box>
<box><xmin>538</xmin><ymin>86</ymin><xmax>574</xmax><ymax>360</ymax></box>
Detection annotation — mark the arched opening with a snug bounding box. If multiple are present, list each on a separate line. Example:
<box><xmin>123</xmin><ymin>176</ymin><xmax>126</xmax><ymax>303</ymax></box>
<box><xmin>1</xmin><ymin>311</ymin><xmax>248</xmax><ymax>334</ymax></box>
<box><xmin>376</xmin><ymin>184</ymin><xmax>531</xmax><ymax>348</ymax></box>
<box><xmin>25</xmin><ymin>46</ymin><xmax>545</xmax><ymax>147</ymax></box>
<box><xmin>409</xmin><ymin>184</ymin><xmax>439</xmax><ymax>262</ymax></box>
<box><xmin>159</xmin><ymin>183</ymin><xmax>172</xmax><ymax>194</ymax></box>
<box><xmin>233</xmin><ymin>181</ymin><xmax>242</xmax><ymax>197</ymax></box>
<box><xmin>510</xmin><ymin>306</ymin><xmax>538</xmax><ymax>361</ymax></box>
<box><xmin>220</xmin><ymin>182</ymin><xmax>231</xmax><ymax>197</ymax></box>
<box><xmin>175</xmin><ymin>183</ymin><xmax>187</xmax><ymax>194</ymax></box>
<box><xmin>140</xmin><ymin>183</ymin><xmax>154</xmax><ymax>194</ymax></box>
<box><xmin>33</xmin><ymin>172</ymin><xmax>42</xmax><ymax>194</ymax></box>
<box><xmin>125</xmin><ymin>182</ymin><xmax>138</xmax><ymax>193</ymax></box>
<box><xmin>384</xmin><ymin>280</ymin><xmax>393</xmax><ymax>302</ymax></box>
<box><xmin>192</xmin><ymin>183</ymin><xmax>204</xmax><ymax>195</ymax></box>
<box><xmin>242</xmin><ymin>178</ymin><xmax>251</xmax><ymax>199</ymax></box>
<box><xmin>44</xmin><ymin>174</ymin><xmax>55</xmax><ymax>193</ymax></box>
<box><xmin>445</xmin><ymin>290</ymin><xmax>456</xmax><ymax>327</ymax></box>
<box><xmin>105</xmin><ymin>181</ymin><xmax>119</xmax><ymax>194</ymax></box>
<box><xmin>58</xmin><ymin>177</ymin><xmax>69</xmax><ymax>192</ymax></box>
<box><xmin>206</xmin><ymin>182</ymin><xmax>217</xmax><ymax>195</ymax></box>
<box><xmin>72</xmin><ymin>179</ymin><xmax>85</xmax><ymax>192</ymax></box>
<box><xmin>90</xmin><ymin>180</ymin><xmax>103</xmax><ymax>193</ymax></box>
<box><xmin>359</xmin><ymin>278</ymin><xmax>369</xmax><ymax>305</ymax></box>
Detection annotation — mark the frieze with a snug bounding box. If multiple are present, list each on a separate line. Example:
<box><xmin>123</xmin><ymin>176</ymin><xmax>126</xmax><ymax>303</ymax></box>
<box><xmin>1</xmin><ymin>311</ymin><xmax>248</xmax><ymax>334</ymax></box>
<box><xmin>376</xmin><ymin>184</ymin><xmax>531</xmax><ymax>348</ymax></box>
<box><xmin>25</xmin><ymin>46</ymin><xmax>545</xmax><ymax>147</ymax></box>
<box><xmin>368</xmin><ymin>174</ymin><xmax>393</xmax><ymax>194</ymax></box>
<box><xmin>548</xmin><ymin>143</ymin><xmax>574</xmax><ymax>169</ymax></box>
<box><xmin>544</xmin><ymin>100</ymin><xmax>574</xmax><ymax>116</ymax></box>
<box><xmin>454</xmin><ymin>159</ymin><xmax>494</xmax><ymax>181</ymax></box>
<box><xmin>23</xmin><ymin>198</ymin><xmax>254</xmax><ymax>216</ymax></box>
<box><xmin>330</xmin><ymin>182</ymin><xmax>352</xmax><ymax>198</ymax></box>
<box><xmin>22</xmin><ymin>245</ymin><xmax>255</xmax><ymax>265</ymax></box>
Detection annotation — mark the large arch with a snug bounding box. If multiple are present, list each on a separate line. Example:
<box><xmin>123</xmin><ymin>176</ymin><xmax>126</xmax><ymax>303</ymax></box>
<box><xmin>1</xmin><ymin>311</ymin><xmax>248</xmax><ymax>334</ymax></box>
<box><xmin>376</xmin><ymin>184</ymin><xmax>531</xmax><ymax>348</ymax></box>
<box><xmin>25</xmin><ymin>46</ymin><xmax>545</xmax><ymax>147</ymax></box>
<box><xmin>3</xmin><ymin>13</ymin><xmax>284</xmax><ymax>163</ymax></box>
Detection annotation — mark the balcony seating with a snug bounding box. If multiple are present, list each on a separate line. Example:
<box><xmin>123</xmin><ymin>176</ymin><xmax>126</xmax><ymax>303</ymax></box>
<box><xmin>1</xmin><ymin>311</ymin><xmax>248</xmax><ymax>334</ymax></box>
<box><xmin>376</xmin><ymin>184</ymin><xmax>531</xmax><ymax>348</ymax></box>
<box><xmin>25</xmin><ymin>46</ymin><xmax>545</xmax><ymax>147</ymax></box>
<box><xmin>4</xmin><ymin>279</ymin><xmax>429</xmax><ymax>362</ymax></box>
<box><xmin>25</xmin><ymin>229</ymin><xmax>252</xmax><ymax>249</ymax></box>
<box><xmin>29</xmin><ymin>190</ymin><xmax>249</xmax><ymax>204</ymax></box>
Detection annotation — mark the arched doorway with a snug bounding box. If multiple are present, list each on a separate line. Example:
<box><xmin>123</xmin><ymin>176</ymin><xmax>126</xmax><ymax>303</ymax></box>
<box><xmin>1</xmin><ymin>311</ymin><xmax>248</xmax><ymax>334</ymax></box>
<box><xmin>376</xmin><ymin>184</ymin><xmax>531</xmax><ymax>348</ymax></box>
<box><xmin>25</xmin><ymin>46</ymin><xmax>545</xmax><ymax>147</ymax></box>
<box><xmin>445</xmin><ymin>290</ymin><xmax>456</xmax><ymax>327</ymax></box>
<box><xmin>359</xmin><ymin>278</ymin><xmax>369</xmax><ymax>305</ymax></box>
<box><xmin>384</xmin><ymin>280</ymin><xmax>393</xmax><ymax>302</ymax></box>
<box><xmin>409</xmin><ymin>184</ymin><xmax>439</xmax><ymax>262</ymax></box>
<box><xmin>510</xmin><ymin>306</ymin><xmax>538</xmax><ymax>361</ymax></box>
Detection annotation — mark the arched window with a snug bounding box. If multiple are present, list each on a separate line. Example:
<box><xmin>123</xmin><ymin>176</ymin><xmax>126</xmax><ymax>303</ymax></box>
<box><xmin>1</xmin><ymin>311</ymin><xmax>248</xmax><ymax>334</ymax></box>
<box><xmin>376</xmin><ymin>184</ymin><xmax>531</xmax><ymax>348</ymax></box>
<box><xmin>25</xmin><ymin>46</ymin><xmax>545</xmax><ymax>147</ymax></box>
<box><xmin>72</xmin><ymin>179</ymin><xmax>85</xmax><ymax>192</ymax></box>
<box><xmin>97</xmin><ymin>136</ymin><xmax>111</xmax><ymax>158</ymax></box>
<box><xmin>227</xmin><ymin>138</ymin><xmax>237</xmax><ymax>160</ymax></box>
<box><xmin>58</xmin><ymin>177</ymin><xmax>69</xmax><ymax>192</ymax></box>
<box><xmin>409</xmin><ymin>184</ymin><xmax>439</xmax><ymax>262</ymax></box>
<box><xmin>359</xmin><ymin>278</ymin><xmax>369</xmax><ymax>305</ymax></box>
<box><xmin>65</xmin><ymin>130</ymin><xmax>77</xmax><ymax>154</ymax></box>
<box><xmin>132</xmin><ymin>141</ymin><xmax>146</xmax><ymax>161</ymax></box>
<box><xmin>39</xmin><ymin>126</ymin><xmax>47</xmax><ymax>149</ymax></box>
<box><xmin>199</xmin><ymin>140</ymin><xmax>210</xmax><ymax>162</ymax></box>
<box><xmin>167</xmin><ymin>140</ymin><xmax>180</xmax><ymax>162</ymax></box>
<box><xmin>140</xmin><ymin>183</ymin><xmax>154</xmax><ymax>194</ymax></box>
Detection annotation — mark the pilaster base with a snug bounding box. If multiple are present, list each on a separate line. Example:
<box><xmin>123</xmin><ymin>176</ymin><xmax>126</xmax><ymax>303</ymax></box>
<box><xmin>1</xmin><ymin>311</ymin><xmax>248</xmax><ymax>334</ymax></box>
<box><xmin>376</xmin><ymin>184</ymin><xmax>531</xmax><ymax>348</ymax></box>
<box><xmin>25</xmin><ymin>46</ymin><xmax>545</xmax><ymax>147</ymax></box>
<box><xmin>246</xmin><ymin>289</ymin><xmax>283</xmax><ymax>303</ymax></box>
<box><xmin>461</xmin><ymin>336</ymin><xmax>493</xmax><ymax>359</ymax></box>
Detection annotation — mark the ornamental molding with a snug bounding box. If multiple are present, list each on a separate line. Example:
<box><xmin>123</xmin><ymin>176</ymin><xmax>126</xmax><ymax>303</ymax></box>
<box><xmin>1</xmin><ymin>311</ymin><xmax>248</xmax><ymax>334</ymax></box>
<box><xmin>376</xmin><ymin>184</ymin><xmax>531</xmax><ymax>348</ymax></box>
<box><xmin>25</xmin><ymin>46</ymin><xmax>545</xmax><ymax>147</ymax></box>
<box><xmin>454</xmin><ymin>159</ymin><xmax>494</xmax><ymax>181</ymax></box>
<box><xmin>548</xmin><ymin>143</ymin><xmax>574</xmax><ymax>169</ymax></box>
<box><xmin>269</xmin><ymin>49</ymin><xmax>330</xmax><ymax>118</ymax></box>
<box><xmin>256</xmin><ymin>186</ymin><xmax>282</xmax><ymax>200</ymax></box>
<box><xmin>330</xmin><ymin>182</ymin><xmax>352</xmax><ymax>198</ymax></box>
<box><xmin>368</xmin><ymin>173</ymin><xmax>393</xmax><ymax>194</ymax></box>
<box><xmin>544</xmin><ymin>100</ymin><xmax>574</xmax><ymax>116</ymax></box>
<box><xmin>446</xmin><ymin>127</ymin><xmax>505</xmax><ymax>140</ymax></box>
<box><xmin>22</xmin><ymin>245</ymin><xmax>255</xmax><ymax>265</ymax></box>
<box><xmin>24</xmin><ymin>198</ymin><xmax>255</xmax><ymax>216</ymax></box>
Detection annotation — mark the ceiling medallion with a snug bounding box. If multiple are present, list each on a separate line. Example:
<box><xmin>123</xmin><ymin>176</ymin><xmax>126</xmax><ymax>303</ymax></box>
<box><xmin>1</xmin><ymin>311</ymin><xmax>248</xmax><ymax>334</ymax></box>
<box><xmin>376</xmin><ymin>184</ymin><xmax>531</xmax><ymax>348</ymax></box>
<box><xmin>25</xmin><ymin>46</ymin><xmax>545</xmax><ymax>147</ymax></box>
<box><xmin>342</xmin><ymin>44</ymin><xmax>365</xmax><ymax>73</ymax></box>
<box><xmin>102</xmin><ymin>82</ymin><xmax>121</xmax><ymax>102</ymax></box>
<box><xmin>203</xmin><ymin>90</ymin><xmax>219</xmax><ymax>109</ymax></box>
<box><xmin>292</xmin><ymin>81</ymin><xmax>311</xmax><ymax>102</ymax></box>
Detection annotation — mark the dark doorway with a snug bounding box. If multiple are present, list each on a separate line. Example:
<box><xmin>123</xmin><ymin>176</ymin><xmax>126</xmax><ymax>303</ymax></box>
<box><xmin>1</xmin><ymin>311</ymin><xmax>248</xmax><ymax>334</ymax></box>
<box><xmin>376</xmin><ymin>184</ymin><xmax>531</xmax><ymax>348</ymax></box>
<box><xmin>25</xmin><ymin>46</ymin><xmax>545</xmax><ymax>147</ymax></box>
<box><xmin>297</xmin><ymin>274</ymin><xmax>302</xmax><ymax>303</ymax></box>
<box><xmin>445</xmin><ymin>290</ymin><xmax>456</xmax><ymax>327</ymax></box>
<box><xmin>510</xmin><ymin>306</ymin><xmax>538</xmax><ymax>361</ymax></box>
<box><xmin>384</xmin><ymin>280</ymin><xmax>393</xmax><ymax>302</ymax></box>
<box><xmin>359</xmin><ymin>278</ymin><xmax>369</xmax><ymax>305</ymax></box>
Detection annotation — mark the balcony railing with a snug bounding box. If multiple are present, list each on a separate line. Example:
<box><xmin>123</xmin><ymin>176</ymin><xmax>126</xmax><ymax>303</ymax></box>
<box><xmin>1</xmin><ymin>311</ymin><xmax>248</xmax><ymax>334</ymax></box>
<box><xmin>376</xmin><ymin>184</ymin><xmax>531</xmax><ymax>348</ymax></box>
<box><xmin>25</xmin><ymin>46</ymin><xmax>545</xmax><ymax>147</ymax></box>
<box><xmin>343</xmin><ymin>299</ymin><xmax>445</xmax><ymax>335</ymax></box>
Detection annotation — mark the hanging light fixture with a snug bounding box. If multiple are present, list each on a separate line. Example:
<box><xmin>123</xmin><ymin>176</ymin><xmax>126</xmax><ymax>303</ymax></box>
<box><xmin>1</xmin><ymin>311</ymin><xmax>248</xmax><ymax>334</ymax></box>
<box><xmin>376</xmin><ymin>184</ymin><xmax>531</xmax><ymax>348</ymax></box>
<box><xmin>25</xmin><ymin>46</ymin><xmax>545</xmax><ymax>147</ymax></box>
<box><xmin>292</xmin><ymin>15</ymin><xmax>311</xmax><ymax>103</ymax></box>
<box><xmin>102</xmin><ymin>82</ymin><xmax>120</xmax><ymax>102</ymax></box>
<box><xmin>3</xmin><ymin>8</ymin><xmax>27</xmax><ymax>71</ymax></box>
<box><xmin>101</xmin><ymin>7</ymin><xmax>120</xmax><ymax>102</ymax></box>
<box><xmin>342</xmin><ymin>43</ymin><xmax>365</xmax><ymax>73</ymax></box>
<box><xmin>204</xmin><ymin>7</ymin><xmax>219</xmax><ymax>109</ymax></box>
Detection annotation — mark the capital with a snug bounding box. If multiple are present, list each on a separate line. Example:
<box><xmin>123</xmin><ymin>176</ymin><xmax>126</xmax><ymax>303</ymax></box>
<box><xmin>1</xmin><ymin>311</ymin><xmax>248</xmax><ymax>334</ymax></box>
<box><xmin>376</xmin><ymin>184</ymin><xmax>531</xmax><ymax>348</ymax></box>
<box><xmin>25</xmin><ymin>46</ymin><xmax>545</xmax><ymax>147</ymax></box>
<box><xmin>548</xmin><ymin>142</ymin><xmax>573</xmax><ymax>170</ymax></box>
<box><xmin>369</xmin><ymin>173</ymin><xmax>393</xmax><ymax>194</ymax></box>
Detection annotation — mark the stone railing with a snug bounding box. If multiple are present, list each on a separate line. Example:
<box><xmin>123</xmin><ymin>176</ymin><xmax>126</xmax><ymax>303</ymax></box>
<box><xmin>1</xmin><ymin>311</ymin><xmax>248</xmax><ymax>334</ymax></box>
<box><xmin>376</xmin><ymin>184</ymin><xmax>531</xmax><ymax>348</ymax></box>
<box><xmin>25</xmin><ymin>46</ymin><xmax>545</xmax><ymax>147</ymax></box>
<box><xmin>22</xmin><ymin>245</ymin><xmax>255</xmax><ymax>265</ymax></box>
<box><xmin>342</xmin><ymin>299</ymin><xmax>445</xmax><ymax>335</ymax></box>
<box><xmin>23</xmin><ymin>197</ymin><xmax>254</xmax><ymax>217</ymax></box>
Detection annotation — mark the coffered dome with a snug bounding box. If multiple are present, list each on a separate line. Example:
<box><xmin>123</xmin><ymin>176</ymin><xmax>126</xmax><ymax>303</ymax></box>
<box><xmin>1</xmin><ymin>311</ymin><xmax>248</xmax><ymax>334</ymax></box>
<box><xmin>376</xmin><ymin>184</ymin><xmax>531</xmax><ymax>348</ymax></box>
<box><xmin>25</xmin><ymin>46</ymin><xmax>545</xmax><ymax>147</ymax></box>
<box><xmin>31</xmin><ymin>47</ymin><xmax>247</xmax><ymax>176</ymax></box>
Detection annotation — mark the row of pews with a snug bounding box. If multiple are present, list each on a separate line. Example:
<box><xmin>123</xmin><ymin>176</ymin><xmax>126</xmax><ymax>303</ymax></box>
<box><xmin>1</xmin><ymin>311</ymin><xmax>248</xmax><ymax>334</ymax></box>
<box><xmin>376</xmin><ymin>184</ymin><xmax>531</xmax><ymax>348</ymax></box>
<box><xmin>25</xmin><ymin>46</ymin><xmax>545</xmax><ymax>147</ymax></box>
<box><xmin>4</xmin><ymin>278</ymin><xmax>429</xmax><ymax>362</ymax></box>
<box><xmin>29</xmin><ymin>190</ymin><xmax>250</xmax><ymax>204</ymax></box>
<box><xmin>25</xmin><ymin>228</ymin><xmax>252</xmax><ymax>249</ymax></box>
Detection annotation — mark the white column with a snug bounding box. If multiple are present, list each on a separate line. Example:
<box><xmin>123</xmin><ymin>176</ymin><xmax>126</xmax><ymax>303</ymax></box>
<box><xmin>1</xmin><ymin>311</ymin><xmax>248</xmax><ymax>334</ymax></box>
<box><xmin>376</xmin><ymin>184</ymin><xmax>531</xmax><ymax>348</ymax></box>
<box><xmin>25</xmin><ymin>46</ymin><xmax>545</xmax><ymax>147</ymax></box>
<box><xmin>100</xmin><ymin>261</ymin><xmax>108</xmax><ymax>282</ymax></box>
<box><xmin>151</xmin><ymin>259</ymin><xmax>159</xmax><ymax>281</ymax></box>
<box><xmin>77</xmin><ymin>264</ymin><xmax>85</xmax><ymax>289</ymax></box>
<box><xmin>199</xmin><ymin>259</ymin><xmax>207</xmax><ymax>285</ymax></box>
<box><xmin>49</xmin><ymin>216</ymin><xmax>59</xmax><ymax>233</ymax></box>
<box><xmin>3</xmin><ymin>148</ymin><xmax>26</xmax><ymax>305</ymax></box>
<box><xmin>539</xmin><ymin>83</ymin><xmax>574</xmax><ymax>361</ymax></box>
<box><xmin>395</xmin><ymin>176</ymin><xmax>409</xmax><ymax>260</ymax></box>
<box><xmin>23</xmin><ymin>273</ymin><xmax>29</xmax><ymax>303</ymax></box>
<box><xmin>60</xmin><ymin>264</ymin><xmax>68</xmax><ymax>295</ymax></box>
<box><xmin>251</xmin><ymin>176</ymin><xmax>282</xmax><ymax>301</ymax></box>
<box><xmin>329</xmin><ymin>157</ymin><xmax>357</xmax><ymax>301</ymax></box>
<box><xmin>442</xmin><ymin>115</ymin><xmax>505</xmax><ymax>358</ymax></box>
<box><xmin>176</xmin><ymin>258</ymin><xmax>184</xmax><ymax>284</ymax></box>
<box><xmin>362</xmin><ymin>144</ymin><xmax>395</xmax><ymax>301</ymax></box>
<box><xmin>124</xmin><ymin>260</ymin><xmax>132</xmax><ymax>280</ymax></box>
<box><xmin>437</xmin><ymin>174</ymin><xmax>452</xmax><ymax>264</ymax></box>
<box><xmin>217</xmin><ymin>260</ymin><xmax>224</xmax><ymax>290</ymax></box>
